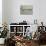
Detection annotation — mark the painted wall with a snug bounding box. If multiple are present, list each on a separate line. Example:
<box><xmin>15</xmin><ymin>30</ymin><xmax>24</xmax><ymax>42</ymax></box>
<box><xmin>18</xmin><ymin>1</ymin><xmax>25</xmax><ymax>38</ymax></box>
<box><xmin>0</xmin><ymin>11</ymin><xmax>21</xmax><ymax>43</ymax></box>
<box><xmin>2</xmin><ymin>0</ymin><xmax>39</xmax><ymax>24</ymax></box>
<box><xmin>8</xmin><ymin>0</ymin><xmax>39</xmax><ymax>25</ymax></box>
<box><xmin>2</xmin><ymin>0</ymin><xmax>8</xmax><ymax>24</ymax></box>
<box><xmin>39</xmin><ymin>0</ymin><xmax>46</xmax><ymax>26</ymax></box>
<box><xmin>2</xmin><ymin>0</ymin><xmax>46</xmax><ymax>26</ymax></box>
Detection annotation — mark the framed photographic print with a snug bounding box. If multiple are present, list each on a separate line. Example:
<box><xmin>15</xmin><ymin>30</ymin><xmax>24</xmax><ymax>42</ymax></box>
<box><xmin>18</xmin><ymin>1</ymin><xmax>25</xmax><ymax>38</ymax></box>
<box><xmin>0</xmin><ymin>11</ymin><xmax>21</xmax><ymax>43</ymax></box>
<box><xmin>20</xmin><ymin>5</ymin><xmax>33</xmax><ymax>15</ymax></box>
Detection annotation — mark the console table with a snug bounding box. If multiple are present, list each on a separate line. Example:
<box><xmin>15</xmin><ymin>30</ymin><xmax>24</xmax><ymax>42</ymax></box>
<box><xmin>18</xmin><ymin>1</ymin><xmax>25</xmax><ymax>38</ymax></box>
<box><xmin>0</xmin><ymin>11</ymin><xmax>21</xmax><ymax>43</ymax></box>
<box><xmin>9</xmin><ymin>25</ymin><xmax>31</xmax><ymax>37</ymax></box>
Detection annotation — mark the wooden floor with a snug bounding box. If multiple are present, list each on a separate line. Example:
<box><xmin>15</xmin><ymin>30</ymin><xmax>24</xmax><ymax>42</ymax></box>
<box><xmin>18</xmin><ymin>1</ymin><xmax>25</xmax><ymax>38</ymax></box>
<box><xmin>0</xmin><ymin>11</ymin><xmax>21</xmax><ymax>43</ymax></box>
<box><xmin>0</xmin><ymin>44</ymin><xmax>46</xmax><ymax>46</ymax></box>
<box><xmin>0</xmin><ymin>44</ymin><xmax>4</xmax><ymax>46</ymax></box>
<box><xmin>40</xmin><ymin>45</ymin><xmax>46</xmax><ymax>46</ymax></box>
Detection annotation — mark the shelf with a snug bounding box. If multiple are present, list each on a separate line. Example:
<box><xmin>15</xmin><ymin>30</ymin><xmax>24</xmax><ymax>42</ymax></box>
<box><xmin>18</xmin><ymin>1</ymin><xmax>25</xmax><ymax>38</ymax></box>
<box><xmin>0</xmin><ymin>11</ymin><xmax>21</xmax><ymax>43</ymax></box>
<box><xmin>10</xmin><ymin>32</ymin><xmax>23</xmax><ymax>33</ymax></box>
<box><xmin>9</xmin><ymin>25</ymin><xmax>31</xmax><ymax>26</ymax></box>
<box><xmin>10</xmin><ymin>32</ymin><xmax>15</xmax><ymax>33</ymax></box>
<box><xmin>16</xmin><ymin>32</ymin><xmax>23</xmax><ymax>33</ymax></box>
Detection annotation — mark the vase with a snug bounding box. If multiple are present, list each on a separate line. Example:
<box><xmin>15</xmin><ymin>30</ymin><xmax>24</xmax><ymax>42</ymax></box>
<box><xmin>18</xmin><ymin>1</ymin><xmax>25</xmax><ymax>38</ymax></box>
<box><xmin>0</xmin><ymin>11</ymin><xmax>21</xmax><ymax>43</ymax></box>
<box><xmin>0</xmin><ymin>38</ymin><xmax>5</xmax><ymax>44</ymax></box>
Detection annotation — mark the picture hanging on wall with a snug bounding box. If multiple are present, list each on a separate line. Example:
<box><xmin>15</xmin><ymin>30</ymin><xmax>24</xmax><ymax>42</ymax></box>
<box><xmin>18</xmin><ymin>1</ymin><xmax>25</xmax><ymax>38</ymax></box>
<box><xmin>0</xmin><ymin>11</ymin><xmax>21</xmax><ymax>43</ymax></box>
<box><xmin>20</xmin><ymin>5</ymin><xmax>33</xmax><ymax>15</ymax></box>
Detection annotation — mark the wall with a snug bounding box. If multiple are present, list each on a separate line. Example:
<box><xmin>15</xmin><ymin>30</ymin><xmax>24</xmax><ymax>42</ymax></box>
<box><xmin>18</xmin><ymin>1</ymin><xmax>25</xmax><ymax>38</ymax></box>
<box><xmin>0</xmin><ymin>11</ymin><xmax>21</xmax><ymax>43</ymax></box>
<box><xmin>39</xmin><ymin>0</ymin><xmax>46</xmax><ymax>26</ymax></box>
<box><xmin>2</xmin><ymin>0</ymin><xmax>8</xmax><ymax>25</ymax></box>
<box><xmin>2</xmin><ymin>0</ymin><xmax>39</xmax><ymax>24</ymax></box>
<box><xmin>9</xmin><ymin>0</ymin><xmax>39</xmax><ymax>25</ymax></box>
<box><xmin>2</xmin><ymin>0</ymin><xmax>46</xmax><ymax>26</ymax></box>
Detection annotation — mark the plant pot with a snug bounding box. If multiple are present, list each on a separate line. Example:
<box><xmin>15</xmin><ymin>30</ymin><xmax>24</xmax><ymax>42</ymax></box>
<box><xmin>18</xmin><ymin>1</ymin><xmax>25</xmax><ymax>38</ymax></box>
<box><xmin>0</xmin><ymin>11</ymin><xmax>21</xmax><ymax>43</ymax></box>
<box><xmin>0</xmin><ymin>38</ymin><xmax>5</xmax><ymax>44</ymax></box>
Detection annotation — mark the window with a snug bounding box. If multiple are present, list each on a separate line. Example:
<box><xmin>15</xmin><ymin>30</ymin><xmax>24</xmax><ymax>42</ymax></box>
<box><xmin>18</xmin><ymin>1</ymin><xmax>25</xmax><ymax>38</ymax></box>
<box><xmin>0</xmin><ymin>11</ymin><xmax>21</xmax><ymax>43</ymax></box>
<box><xmin>0</xmin><ymin>0</ymin><xmax>2</xmax><ymax>27</ymax></box>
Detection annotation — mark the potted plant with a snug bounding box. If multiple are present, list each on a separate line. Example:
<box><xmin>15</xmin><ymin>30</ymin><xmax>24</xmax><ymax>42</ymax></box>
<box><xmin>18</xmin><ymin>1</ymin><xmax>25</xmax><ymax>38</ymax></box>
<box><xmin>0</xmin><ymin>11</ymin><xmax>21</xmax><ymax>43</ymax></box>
<box><xmin>0</xmin><ymin>23</ymin><xmax>9</xmax><ymax>44</ymax></box>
